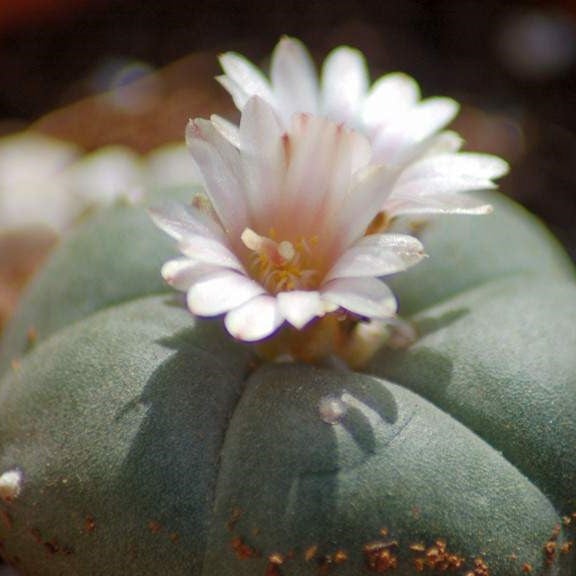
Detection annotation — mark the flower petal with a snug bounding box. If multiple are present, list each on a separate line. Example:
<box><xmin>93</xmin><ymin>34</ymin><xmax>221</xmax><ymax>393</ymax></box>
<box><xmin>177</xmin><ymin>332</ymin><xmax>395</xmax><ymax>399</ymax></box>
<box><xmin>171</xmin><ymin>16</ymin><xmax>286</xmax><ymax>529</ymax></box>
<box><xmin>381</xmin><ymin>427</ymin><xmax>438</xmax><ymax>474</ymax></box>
<box><xmin>149</xmin><ymin>202</ymin><xmax>225</xmax><ymax>243</ymax></box>
<box><xmin>421</xmin><ymin>130</ymin><xmax>464</xmax><ymax>157</ymax></box>
<box><xmin>210</xmin><ymin>114</ymin><xmax>241</xmax><ymax>148</ymax></box>
<box><xmin>218</xmin><ymin>51</ymin><xmax>274</xmax><ymax>105</ymax></box>
<box><xmin>161</xmin><ymin>259</ymin><xmax>223</xmax><ymax>291</ymax></box>
<box><xmin>398</xmin><ymin>153</ymin><xmax>510</xmax><ymax>184</ymax></box>
<box><xmin>239</xmin><ymin>97</ymin><xmax>285</xmax><ymax>222</ymax></box>
<box><xmin>321</xmin><ymin>277</ymin><xmax>397</xmax><ymax>319</ymax></box>
<box><xmin>280</xmin><ymin>115</ymin><xmax>369</xmax><ymax>238</ymax></box>
<box><xmin>277</xmin><ymin>290</ymin><xmax>325</xmax><ymax>329</ymax></box>
<box><xmin>333</xmin><ymin>163</ymin><xmax>397</xmax><ymax>248</ymax></box>
<box><xmin>225</xmin><ymin>295</ymin><xmax>284</xmax><ymax>341</ymax></box>
<box><xmin>372</xmin><ymin>97</ymin><xmax>460</xmax><ymax>165</ymax></box>
<box><xmin>391</xmin><ymin>176</ymin><xmax>498</xmax><ymax>202</ymax></box>
<box><xmin>387</xmin><ymin>192</ymin><xmax>493</xmax><ymax>216</ymax></box>
<box><xmin>321</xmin><ymin>47</ymin><xmax>369</xmax><ymax>123</ymax></box>
<box><xmin>326</xmin><ymin>233</ymin><xmax>425</xmax><ymax>281</ymax></box>
<box><xmin>215</xmin><ymin>74</ymin><xmax>253</xmax><ymax>110</ymax></box>
<box><xmin>186</xmin><ymin>118</ymin><xmax>248</xmax><ymax>236</ymax></box>
<box><xmin>179</xmin><ymin>235</ymin><xmax>245</xmax><ymax>272</ymax></box>
<box><xmin>271</xmin><ymin>36</ymin><xmax>320</xmax><ymax>120</ymax></box>
<box><xmin>186</xmin><ymin>269</ymin><xmax>266</xmax><ymax>316</ymax></box>
<box><xmin>361</xmin><ymin>72</ymin><xmax>420</xmax><ymax>130</ymax></box>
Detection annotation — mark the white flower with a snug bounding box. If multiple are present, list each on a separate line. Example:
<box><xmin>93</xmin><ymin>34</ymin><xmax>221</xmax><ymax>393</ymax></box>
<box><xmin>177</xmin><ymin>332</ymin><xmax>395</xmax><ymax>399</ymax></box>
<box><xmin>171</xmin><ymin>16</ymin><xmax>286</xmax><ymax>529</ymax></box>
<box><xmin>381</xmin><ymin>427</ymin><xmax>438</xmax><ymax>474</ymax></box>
<box><xmin>0</xmin><ymin>132</ymin><xmax>148</xmax><ymax>234</ymax></box>
<box><xmin>0</xmin><ymin>132</ymin><xmax>82</xmax><ymax>233</ymax></box>
<box><xmin>216</xmin><ymin>37</ymin><xmax>509</xmax><ymax>220</ymax></box>
<box><xmin>67</xmin><ymin>146</ymin><xmax>145</xmax><ymax>208</ymax></box>
<box><xmin>146</xmin><ymin>143</ymin><xmax>203</xmax><ymax>190</ymax></box>
<box><xmin>151</xmin><ymin>97</ymin><xmax>425</xmax><ymax>346</ymax></box>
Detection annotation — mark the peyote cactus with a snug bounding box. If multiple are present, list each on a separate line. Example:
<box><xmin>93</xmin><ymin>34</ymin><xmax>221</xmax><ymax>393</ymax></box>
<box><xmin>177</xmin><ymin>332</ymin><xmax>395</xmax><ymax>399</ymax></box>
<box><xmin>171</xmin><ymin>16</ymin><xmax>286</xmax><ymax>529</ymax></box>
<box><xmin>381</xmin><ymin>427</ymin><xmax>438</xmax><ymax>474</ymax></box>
<box><xmin>0</xmin><ymin>188</ymin><xmax>574</xmax><ymax>575</ymax></box>
<box><xmin>1</xmin><ymin>37</ymin><xmax>576</xmax><ymax>576</ymax></box>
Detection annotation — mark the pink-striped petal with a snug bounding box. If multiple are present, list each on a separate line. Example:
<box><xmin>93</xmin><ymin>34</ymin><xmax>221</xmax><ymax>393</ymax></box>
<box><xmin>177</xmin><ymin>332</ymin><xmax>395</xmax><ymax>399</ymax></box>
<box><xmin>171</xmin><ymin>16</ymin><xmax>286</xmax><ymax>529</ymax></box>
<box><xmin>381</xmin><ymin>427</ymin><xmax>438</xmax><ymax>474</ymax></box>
<box><xmin>321</xmin><ymin>277</ymin><xmax>397</xmax><ymax>319</ymax></box>
<box><xmin>225</xmin><ymin>295</ymin><xmax>284</xmax><ymax>341</ymax></box>
<box><xmin>284</xmin><ymin>116</ymin><xmax>372</xmax><ymax>238</ymax></box>
<box><xmin>239</xmin><ymin>97</ymin><xmax>285</xmax><ymax>222</ymax></box>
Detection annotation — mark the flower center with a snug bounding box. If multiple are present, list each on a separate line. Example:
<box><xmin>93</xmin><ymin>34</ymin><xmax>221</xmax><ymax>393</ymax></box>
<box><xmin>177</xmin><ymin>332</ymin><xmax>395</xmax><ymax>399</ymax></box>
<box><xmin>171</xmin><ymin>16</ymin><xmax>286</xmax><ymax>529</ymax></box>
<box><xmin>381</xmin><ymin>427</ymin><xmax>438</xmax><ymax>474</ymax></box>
<box><xmin>241</xmin><ymin>228</ymin><xmax>319</xmax><ymax>293</ymax></box>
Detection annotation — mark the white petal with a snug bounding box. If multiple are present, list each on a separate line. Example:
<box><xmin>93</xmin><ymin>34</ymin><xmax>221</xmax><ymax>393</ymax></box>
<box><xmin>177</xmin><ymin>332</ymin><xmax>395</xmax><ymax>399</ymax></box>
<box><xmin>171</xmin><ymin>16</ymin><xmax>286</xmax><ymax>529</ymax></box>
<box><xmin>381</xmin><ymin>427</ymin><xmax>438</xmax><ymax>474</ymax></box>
<box><xmin>225</xmin><ymin>295</ymin><xmax>284</xmax><ymax>341</ymax></box>
<box><xmin>421</xmin><ymin>130</ymin><xmax>464</xmax><ymax>156</ymax></box>
<box><xmin>186</xmin><ymin>269</ymin><xmax>266</xmax><ymax>316</ymax></box>
<box><xmin>271</xmin><ymin>36</ymin><xmax>320</xmax><ymax>119</ymax></box>
<box><xmin>373</xmin><ymin>97</ymin><xmax>460</xmax><ymax>166</ymax></box>
<box><xmin>240</xmin><ymin>97</ymin><xmax>284</xmax><ymax>153</ymax></box>
<box><xmin>361</xmin><ymin>72</ymin><xmax>420</xmax><ymax>130</ymax></box>
<box><xmin>387</xmin><ymin>192</ymin><xmax>493</xmax><ymax>216</ymax></box>
<box><xmin>186</xmin><ymin>118</ymin><xmax>242</xmax><ymax>181</ymax></box>
<box><xmin>179</xmin><ymin>235</ymin><xmax>245</xmax><ymax>272</ymax></box>
<box><xmin>239</xmin><ymin>97</ymin><xmax>285</xmax><ymax>222</ymax></box>
<box><xmin>277</xmin><ymin>290</ymin><xmax>325</xmax><ymax>329</ymax></box>
<box><xmin>321</xmin><ymin>277</ymin><xmax>397</xmax><ymax>319</ymax></box>
<box><xmin>392</xmin><ymin>176</ymin><xmax>498</xmax><ymax>201</ymax></box>
<box><xmin>398</xmin><ymin>153</ymin><xmax>509</xmax><ymax>184</ymax></box>
<box><xmin>210</xmin><ymin>114</ymin><xmax>241</xmax><ymax>148</ymax></box>
<box><xmin>333</xmin><ymin>163</ymin><xmax>397</xmax><ymax>248</ymax></box>
<box><xmin>215</xmin><ymin>75</ymin><xmax>253</xmax><ymax>110</ymax></box>
<box><xmin>186</xmin><ymin>119</ymin><xmax>248</xmax><ymax>235</ymax></box>
<box><xmin>149</xmin><ymin>202</ymin><xmax>225</xmax><ymax>243</ymax></box>
<box><xmin>321</xmin><ymin>47</ymin><xmax>369</xmax><ymax>123</ymax></box>
<box><xmin>161</xmin><ymin>259</ymin><xmax>223</xmax><ymax>291</ymax></box>
<box><xmin>326</xmin><ymin>233</ymin><xmax>425</xmax><ymax>281</ymax></box>
<box><xmin>218</xmin><ymin>52</ymin><xmax>274</xmax><ymax>105</ymax></box>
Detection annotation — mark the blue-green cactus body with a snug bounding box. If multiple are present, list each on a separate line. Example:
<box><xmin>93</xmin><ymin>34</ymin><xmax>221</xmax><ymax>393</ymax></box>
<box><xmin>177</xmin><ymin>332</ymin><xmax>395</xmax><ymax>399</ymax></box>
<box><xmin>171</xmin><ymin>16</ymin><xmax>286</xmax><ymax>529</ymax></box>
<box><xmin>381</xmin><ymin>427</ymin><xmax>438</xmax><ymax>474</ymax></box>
<box><xmin>0</xmin><ymin>191</ymin><xmax>575</xmax><ymax>575</ymax></box>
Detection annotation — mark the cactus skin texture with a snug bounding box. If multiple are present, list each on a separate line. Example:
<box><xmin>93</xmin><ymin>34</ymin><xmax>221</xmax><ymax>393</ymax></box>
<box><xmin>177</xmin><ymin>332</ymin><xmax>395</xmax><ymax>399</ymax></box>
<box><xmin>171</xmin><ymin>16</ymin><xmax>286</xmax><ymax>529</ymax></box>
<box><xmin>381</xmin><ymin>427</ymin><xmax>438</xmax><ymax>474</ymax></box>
<box><xmin>0</xmin><ymin>190</ymin><xmax>575</xmax><ymax>575</ymax></box>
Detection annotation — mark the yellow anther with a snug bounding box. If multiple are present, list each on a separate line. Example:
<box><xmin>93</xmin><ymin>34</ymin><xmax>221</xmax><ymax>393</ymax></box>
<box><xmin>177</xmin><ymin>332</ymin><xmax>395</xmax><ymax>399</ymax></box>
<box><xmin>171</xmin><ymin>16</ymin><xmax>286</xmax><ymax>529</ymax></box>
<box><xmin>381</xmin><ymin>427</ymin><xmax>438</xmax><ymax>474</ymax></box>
<box><xmin>241</xmin><ymin>227</ymin><xmax>318</xmax><ymax>293</ymax></box>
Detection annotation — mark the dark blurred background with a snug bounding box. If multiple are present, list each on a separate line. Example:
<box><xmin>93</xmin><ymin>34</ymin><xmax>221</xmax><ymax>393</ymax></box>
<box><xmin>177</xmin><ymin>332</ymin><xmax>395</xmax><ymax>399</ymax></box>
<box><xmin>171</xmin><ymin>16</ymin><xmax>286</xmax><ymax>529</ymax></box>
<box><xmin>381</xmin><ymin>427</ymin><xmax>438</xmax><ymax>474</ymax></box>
<box><xmin>0</xmin><ymin>0</ymin><xmax>575</xmax><ymax>256</ymax></box>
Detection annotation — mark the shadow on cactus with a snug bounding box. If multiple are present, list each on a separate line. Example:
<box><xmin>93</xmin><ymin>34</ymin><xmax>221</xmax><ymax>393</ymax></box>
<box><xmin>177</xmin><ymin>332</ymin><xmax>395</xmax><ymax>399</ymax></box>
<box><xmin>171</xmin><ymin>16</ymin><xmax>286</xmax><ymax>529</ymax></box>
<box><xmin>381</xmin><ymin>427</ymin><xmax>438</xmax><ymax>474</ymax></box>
<box><xmin>1</xmin><ymin>37</ymin><xmax>576</xmax><ymax>576</ymax></box>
